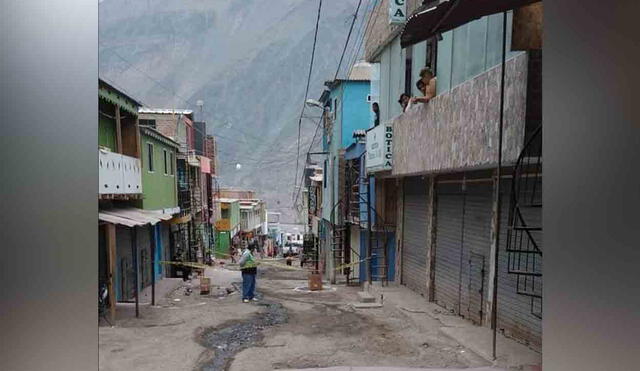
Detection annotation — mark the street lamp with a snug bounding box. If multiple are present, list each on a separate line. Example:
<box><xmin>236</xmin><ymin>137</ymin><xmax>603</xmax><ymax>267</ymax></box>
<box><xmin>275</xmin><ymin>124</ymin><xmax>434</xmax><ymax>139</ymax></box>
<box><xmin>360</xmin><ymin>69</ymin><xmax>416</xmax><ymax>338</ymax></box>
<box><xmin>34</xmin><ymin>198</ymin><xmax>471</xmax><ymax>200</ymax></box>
<box><xmin>305</xmin><ymin>99</ymin><xmax>323</xmax><ymax>109</ymax></box>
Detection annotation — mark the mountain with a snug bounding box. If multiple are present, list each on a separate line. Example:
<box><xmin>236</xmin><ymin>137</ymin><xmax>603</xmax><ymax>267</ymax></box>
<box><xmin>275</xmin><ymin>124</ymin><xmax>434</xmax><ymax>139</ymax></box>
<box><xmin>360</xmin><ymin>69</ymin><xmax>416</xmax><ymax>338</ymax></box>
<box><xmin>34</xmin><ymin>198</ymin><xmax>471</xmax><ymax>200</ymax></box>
<box><xmin>99</xmin><ymin>0</ymin><xmax>367</xmax><ymax>222</ymax></box>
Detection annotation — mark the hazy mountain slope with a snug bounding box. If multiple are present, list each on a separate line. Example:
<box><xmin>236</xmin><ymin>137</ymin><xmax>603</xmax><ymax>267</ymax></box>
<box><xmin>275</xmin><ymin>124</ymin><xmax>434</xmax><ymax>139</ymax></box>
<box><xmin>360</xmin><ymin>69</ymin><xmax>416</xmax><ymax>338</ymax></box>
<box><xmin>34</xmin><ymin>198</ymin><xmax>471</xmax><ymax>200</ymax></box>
<box><xmin>99</xmin><ymin>0</ymin><xmax>365</xmax><ymax>222</ymax></box>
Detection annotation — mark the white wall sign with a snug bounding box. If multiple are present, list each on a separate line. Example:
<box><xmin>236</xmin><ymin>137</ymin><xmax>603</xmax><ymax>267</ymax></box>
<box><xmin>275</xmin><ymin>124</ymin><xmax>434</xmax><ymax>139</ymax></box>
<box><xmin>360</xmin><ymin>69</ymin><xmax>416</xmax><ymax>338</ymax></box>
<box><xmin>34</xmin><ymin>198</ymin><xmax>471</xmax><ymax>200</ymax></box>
<box><xmin>389</xmin><ymin>0</ymin><xmax>406</xmax><ymax>24</ymax></box>
<box><xmin>366</xmin><ymin>122</ymin><xmax>393</xmax><ymax>172</ymax></box>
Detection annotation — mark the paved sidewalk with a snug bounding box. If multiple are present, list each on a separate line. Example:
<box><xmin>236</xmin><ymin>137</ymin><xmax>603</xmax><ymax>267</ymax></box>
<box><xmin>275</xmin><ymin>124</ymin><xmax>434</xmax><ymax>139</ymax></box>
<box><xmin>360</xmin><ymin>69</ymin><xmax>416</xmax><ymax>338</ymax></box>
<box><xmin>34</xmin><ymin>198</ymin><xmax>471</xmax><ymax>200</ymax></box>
<box><xmin>281</xmin><ymin>367</ymin><xmax>507</xmax><ymax>371</ymax></box>
<box><xmin>363</xmin><ymin>283</ymin><xmax>541</xmax><ymax>370</ymax></box>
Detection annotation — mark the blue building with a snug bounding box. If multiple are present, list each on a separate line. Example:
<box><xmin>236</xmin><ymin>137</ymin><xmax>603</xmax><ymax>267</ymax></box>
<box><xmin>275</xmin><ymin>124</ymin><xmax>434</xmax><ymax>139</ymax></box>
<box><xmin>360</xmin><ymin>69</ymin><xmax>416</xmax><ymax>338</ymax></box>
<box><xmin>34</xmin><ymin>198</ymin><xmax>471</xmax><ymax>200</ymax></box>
<box><xmin>316</xmin><ymin>62</ymin><xmax>394</xmax><ymax>284</ymax></box>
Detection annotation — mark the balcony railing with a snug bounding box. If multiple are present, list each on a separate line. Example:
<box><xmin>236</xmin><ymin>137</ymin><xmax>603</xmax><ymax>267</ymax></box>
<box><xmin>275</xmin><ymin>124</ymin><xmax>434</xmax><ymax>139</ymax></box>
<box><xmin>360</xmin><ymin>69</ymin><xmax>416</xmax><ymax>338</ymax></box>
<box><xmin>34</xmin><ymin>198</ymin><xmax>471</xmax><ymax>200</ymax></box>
<box><xmin>391</xmin><ymin>53</ymin><xmax>528</xmax><ymax>176</ymax></box>
<box><xmin>99</xmin><ymin>149</ymin><xmax>142</xmax><ymax>195</ymax></box>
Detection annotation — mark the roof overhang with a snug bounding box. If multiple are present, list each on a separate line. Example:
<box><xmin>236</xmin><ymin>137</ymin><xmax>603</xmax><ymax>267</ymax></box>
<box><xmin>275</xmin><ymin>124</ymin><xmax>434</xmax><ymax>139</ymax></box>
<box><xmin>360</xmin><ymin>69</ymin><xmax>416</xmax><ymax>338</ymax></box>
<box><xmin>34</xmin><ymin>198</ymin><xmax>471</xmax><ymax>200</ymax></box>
<box><xmin>98</xmin><ymin>79</ymin><xmax>142</xmax><ymax>116</ymax></box>
<box><xmin>401</xmin><ymin>0</ymin><xmax>540</xmax><ymax>48</ymax></box>
<box><xmin>140</xmin><ymin>127</ymin><xmax>181</xmax><ymax>149</ymax></box>
<box><xmin>99</xmin><ymin>208</ymin><xmax>173</xmax><ymax>227</ymax></box>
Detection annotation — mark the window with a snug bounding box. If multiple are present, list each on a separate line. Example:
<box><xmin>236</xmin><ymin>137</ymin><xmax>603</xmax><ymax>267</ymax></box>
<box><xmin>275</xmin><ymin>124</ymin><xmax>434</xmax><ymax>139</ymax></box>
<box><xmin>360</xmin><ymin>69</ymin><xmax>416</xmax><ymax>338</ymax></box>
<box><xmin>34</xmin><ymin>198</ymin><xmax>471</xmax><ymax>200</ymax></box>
<box><xmin>323</xmin><ymin>160</ymin><xmax>327</xmax><ymax>189</ymax></box>
<box><xmin>169</xmin><ymin>152</ymin><xmax>174</xmax><ymax>175</ymax></box>
<box><xmin>404</xmin><ymin>45</ymin><xmax>413</xmax><ymax>95</ymax></box>
<box><xmin>163</xmin><ymin>149</ymin><xmax>168</xmax><ymax>175</ymax></box>
<box><xmin>146</xmin><ymin>143</ymin><xmax>154</xmax><ymax>172</ymax></box>
<box><xmin>437</xmin><ymin>12</ymin><xmax>519</xmax><ymax>94</ymax></box>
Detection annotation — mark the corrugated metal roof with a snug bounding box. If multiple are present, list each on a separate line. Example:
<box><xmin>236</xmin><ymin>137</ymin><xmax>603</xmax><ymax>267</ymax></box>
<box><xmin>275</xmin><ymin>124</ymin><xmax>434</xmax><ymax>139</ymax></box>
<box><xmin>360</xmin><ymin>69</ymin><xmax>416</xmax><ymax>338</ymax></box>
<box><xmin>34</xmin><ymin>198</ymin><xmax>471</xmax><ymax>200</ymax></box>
<box><xmin>138</xmin><ymin>108</ymin><xmax>194</xmax><ymax>115</ymax></box>
<box><xmin>348</xmin><ymin>61</ymin><xmax>372</xmax><ymax>81</ymax></box>
<box><xmin>140</xmin><ymin>127</ymin><xmax>180</xmax><ymax>148</ymax></box>
<box><xmin>99</xmin><ymin>208</ymin><xmax>172</xmax><ymax>227</ymax></box>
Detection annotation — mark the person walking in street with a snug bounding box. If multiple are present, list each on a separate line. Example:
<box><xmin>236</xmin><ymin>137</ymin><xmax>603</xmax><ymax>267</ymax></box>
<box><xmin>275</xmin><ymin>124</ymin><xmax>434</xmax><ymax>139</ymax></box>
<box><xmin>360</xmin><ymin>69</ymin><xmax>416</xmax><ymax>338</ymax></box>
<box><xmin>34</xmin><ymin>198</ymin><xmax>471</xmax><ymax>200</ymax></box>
<box><xmin>238</xmin><ymin>241</ymin><xmax>258</xmax><ymax>303</ymax></box>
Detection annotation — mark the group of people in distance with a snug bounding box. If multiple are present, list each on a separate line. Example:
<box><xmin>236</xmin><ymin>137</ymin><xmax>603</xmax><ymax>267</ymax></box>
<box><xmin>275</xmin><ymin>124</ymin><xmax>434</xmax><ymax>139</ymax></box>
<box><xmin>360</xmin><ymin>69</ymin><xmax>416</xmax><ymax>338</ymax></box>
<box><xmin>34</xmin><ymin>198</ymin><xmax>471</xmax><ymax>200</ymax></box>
<box><xmin>398</xmin><ymin>67</ymin><xmax>437</xmax><ymax>113</ymax></box>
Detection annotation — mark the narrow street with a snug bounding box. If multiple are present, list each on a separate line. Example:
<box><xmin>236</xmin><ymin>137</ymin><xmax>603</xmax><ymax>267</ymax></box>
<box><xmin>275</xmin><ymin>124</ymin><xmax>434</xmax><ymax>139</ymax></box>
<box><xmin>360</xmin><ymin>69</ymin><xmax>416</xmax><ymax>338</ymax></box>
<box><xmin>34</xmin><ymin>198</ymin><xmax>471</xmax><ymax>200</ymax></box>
<box><xmin>99</xmin><ymin>260</ymin><xmax>538</xmax><ymax>371</ymax></box>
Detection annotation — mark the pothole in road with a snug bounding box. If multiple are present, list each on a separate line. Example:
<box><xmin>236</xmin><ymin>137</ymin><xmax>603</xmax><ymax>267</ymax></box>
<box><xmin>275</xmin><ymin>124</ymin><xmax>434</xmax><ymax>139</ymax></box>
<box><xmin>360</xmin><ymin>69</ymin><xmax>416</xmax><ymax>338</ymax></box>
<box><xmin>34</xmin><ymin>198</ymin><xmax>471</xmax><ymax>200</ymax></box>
<box><xmin>197</xmin><ymin>301</ymin><xmax>288</xmax><ymax>371</ymax></box>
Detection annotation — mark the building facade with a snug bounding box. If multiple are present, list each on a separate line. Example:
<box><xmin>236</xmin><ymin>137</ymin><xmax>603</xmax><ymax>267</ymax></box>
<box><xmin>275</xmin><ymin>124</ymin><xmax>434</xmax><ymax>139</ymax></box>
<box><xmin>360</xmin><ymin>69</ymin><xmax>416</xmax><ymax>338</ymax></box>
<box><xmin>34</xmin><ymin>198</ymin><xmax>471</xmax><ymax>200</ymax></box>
<box><xmin>98</xmin><ymin>79</ymin><xmax>175</xmax><ymax>324</ymax></box>
<box><xmin>361</xmin><ymin>1</ymin><xmax>543</xmax><ymax>350</ymax></box>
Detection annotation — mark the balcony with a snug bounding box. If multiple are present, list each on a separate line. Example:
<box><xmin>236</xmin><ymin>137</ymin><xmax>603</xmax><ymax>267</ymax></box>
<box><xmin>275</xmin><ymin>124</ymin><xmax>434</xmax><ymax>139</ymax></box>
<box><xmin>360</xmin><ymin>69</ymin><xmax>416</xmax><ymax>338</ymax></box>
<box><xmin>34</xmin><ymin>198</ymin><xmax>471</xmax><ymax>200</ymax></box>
<box><xmin>99</xmin><ymin>149</ymin><xmax>142</xmax><ymax>196</ymax></box>
<box><xmin>392</xmin><ymin>53</ymin><xmax>528</xmax><ymax>176</ymax></box>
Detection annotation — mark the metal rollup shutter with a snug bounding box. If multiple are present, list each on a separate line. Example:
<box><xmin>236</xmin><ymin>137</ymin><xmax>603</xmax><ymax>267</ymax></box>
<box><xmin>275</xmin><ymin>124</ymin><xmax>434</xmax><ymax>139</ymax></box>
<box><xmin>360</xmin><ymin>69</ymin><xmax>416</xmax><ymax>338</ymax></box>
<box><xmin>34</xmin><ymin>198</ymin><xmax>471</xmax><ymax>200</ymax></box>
<box><xmin>434</xmin><ymin>182</ymin><xmax>464</xmax><ymax>313</ymax></box>
<box><xmin>116</xmin><ymin>225</ymin><xmax>134</xmax><ymax>301</ymax></box>
<box><xmin>137</xmin><ymin>225</ymin><xmax>152</xmax><ymax>289</ymax></box>
<box><xmin>401</xmin><ymin>176</ymin><xmax>429</xmax><ymax>297</ymax></box>
<box><xmin>461</xmin><ymin>182</ymin><xmax>494</xmax><ymax>324</ymax></box>
<box><xmin>497</xmin><ymin>177</ymin><xmax>542</xmax><ymax>349</ymax></box>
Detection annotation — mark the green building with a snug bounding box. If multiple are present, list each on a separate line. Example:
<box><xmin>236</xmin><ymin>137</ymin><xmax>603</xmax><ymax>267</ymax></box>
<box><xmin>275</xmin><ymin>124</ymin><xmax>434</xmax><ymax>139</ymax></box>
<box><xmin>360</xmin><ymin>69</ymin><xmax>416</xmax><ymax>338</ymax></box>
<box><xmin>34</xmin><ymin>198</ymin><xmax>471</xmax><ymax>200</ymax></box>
<box><xmin>214</xmin><ymin>199</ymin><xmax>241</xmax><ymax>258</ymax></box>
<box><xmin>137</xmin><ymin>126</ymin><xmax>179</xmax><ymax>211</ymax></box>
<box><xmin>98</xmin><ymin>79</ymin><xmax>140</xmax><ymax>154</ymax></box>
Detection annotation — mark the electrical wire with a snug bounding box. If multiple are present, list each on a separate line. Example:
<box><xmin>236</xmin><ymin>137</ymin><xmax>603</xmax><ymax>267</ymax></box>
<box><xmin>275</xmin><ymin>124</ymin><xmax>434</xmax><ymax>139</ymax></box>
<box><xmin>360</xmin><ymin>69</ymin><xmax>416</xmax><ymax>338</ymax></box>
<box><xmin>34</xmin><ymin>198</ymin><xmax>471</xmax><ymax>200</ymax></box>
<box><xmin>292</xmin><ymin>115</ymin><xmax>324</xmax><ymax>209</ymax></box>
<box><xmin>101</xmin><ymin>44</ymin><xmax>264</xmax><ymax>146</ymax></box>
<box><xmin>291</xmin><ymin>0</ymin><xmax>371</xmax><ymax>211</ymax></box>
<box><xmin>292</xmin><ymin>0</ymin><xmax>323</xmax><ymax>203</ymax></box>
<box><xmin>346</xmin><ymin>0</ymin><xmax>380</xmax><ymax>79</ymax></box>
<box><xmin>333</xmin><ymin>0</ymin><xmax>363</xmax><ymax>81</ymax></box>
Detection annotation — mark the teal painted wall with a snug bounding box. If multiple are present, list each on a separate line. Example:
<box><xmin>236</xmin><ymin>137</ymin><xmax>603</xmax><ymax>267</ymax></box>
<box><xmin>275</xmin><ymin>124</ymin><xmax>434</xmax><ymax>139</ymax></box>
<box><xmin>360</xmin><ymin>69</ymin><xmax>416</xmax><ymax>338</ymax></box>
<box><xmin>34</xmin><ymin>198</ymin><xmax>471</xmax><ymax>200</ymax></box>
<box><xmin>321</xmin><ymin>79</ymin><xmax>371</xmax><ymax>222</ymax></box>
<box><xmin>99</xmin><ymin>116</ymin><xmax>117</xmax><ymax>151</ymax></box>
<box><xmin>341</xmin><ymin>81</ymin><xmax>371</xmax><ymax>147</ymax></box>
<box><xmin>139</xmin><ymin>133</ymin><xmax>178</xmax><ymax>210</ymax></box>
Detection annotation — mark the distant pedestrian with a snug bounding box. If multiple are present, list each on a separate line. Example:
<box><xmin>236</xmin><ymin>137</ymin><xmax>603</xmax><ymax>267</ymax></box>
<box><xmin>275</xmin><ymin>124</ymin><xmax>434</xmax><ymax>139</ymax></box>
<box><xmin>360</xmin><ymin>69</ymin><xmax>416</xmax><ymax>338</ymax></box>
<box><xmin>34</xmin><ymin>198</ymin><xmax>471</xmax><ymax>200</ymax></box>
<box><xmin>238</xmin><ymin>241</ymin><xmax>258</xmax><ymax>303</ymax></box>
<box><xmin>372</xmin><ymin>102</ymin><xmax>380</xmax><ymax>126</ymax></box>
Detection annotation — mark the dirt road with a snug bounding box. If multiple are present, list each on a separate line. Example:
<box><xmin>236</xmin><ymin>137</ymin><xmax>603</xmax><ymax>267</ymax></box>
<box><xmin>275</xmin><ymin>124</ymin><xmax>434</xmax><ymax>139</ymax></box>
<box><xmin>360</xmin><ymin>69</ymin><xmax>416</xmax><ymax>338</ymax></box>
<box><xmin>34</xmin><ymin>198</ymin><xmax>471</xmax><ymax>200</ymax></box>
<box><xmin>99</xmin><ymin>261</ymin><xmax>499</xmax><ymax>371</ymax></box>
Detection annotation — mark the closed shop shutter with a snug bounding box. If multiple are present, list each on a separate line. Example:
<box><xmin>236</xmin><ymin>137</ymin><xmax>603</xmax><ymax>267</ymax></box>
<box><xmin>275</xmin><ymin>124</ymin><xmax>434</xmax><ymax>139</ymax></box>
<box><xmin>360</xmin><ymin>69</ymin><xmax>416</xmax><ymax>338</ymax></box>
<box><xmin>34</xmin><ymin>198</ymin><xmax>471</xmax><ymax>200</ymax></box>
<box><xmin>137</xmin><ymin>225</ymin><xmax>152</xmax><ymax>289</ymax></box>
<box><xmin>497</xmin><ymin>177</ymin><xmax>542</xmax><ymax>349</ymax></box>
<box><xmin>116</xmin><ymin>226</ymin><xmax>134</xmax><ymax>301</ymax></box>
<box><xmin>435</xmin><ymin>181</ymin><xmax>493</xmax><ymax>321</ymax></box>
<box><xmin>434</xmin><ymin>182</ymin><xmax>464</xmax><ymax>313</ymax></box>
<box><xmin>401</xmin><ymin>177</ymin><xmax>429</xmax><ymax>297</ymax></box>
<box><xmin>461</xmin><ymin>182</ymin><xmax>493</xmax><ymax>324</ymax></box>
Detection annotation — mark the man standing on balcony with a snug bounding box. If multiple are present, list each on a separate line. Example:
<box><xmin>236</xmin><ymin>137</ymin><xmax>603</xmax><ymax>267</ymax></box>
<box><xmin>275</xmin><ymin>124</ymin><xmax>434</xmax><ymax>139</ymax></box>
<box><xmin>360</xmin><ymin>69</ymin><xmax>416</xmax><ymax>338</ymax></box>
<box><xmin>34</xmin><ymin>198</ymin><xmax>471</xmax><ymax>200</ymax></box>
<box><xmin>411</xmin><ymin>67</ymin><xmax>437</xmax><ymax>105</ymax></box>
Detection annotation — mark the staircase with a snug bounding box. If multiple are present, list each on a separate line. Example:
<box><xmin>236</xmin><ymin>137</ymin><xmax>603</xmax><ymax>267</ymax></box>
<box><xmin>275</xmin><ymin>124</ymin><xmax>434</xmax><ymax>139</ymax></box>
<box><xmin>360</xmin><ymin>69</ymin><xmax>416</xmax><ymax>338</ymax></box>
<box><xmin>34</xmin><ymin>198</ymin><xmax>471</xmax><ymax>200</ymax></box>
<box><xmin>357</xmin><ymin>174</ymin><xmax>389</xmax><ymax>285</ymax></box>
<box><xmin>506</xmin><ymin>125</ymin><xmax>543</xmax><ymax>319</ymax></box>
<box><xmin>326</xmin><ymin>151</ymin><xmax>391</xmax><ymax>286</ymax></box>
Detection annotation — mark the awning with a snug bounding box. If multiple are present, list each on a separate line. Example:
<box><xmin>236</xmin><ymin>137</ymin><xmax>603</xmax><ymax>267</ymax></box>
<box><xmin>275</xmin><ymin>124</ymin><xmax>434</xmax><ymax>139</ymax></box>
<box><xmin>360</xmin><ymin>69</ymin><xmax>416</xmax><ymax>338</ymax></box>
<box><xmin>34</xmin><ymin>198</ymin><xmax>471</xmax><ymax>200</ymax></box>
<box><xmin>99</xmin><ymin>208</ymin><xmax>173</xmax><ymax>227</ymax></box>
<box><xmin>200</xmin><ymin>156</ymin><xmax>211</xmax><ymax>174</ymax></box>
<box><xmin>400</xmin><ymin>0</ymin><xmax>540</xmax><ymax>48</ymax></box>
<box><xmin>187</xmin><ymin>155</ymin><xmax>200</xmax><ymax>167</ymax></box>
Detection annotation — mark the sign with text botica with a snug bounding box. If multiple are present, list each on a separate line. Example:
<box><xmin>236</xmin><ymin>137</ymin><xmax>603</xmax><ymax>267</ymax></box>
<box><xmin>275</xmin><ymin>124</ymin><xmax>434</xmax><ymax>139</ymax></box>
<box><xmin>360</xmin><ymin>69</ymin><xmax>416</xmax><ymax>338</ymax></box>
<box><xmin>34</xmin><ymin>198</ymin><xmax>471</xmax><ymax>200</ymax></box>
<box><xmin>366</xmin><ymin>122</ymin><xmax>393</xmax><ymax>173</ymax></box>
<box><xmin>389</xmin><ymin>0</ymin><xmax>407</xmax><ymax>25</ymax></box>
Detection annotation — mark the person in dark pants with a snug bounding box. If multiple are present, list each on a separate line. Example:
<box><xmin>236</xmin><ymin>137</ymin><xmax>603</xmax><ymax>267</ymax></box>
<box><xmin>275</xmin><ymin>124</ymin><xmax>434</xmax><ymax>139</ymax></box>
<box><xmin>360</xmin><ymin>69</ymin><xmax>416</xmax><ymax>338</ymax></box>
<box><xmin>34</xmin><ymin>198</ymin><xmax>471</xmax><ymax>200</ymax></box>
<box><xmin>238</xmin><ymin>242</ymin><xmax>258</xmax><ymax>303</ymax></box>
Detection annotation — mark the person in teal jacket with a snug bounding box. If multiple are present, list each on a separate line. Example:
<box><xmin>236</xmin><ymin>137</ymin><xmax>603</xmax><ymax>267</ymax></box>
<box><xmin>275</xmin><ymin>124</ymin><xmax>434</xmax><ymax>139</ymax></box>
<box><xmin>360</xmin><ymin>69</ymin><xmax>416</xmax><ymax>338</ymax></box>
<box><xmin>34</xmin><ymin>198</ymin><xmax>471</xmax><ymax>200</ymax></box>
<box><xmin>238</xmin><ymin>241</ymin><xmax>258</xmax><ymax>303</ymax></box>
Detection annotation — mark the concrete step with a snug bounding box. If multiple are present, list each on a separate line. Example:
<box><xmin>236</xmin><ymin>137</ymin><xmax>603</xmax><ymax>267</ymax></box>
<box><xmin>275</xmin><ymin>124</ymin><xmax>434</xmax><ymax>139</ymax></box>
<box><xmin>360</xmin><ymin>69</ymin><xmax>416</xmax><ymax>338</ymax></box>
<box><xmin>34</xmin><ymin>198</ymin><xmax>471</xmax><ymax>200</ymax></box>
<box><xmin>357</xmin><ymin>291</ymin><xmax>376</xmax><ymax>303</ymax></box>
<box><xmin>351</xmin><ymin>302</ymin><xmax>383</xmax><ymax>309</ymax></box>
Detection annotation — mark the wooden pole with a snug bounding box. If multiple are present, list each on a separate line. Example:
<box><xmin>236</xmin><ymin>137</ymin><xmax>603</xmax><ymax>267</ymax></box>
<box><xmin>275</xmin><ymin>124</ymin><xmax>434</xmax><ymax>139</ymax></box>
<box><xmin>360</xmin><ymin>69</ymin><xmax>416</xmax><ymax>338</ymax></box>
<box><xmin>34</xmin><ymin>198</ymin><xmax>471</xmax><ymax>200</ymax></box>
<box><xmin>106</xmin><ymin>223</ymin><xmax>117</xmax><ymax>324</ymax></box>
<box><xmin>115</xmin><ymin>105</ymin><xmax>123</xmax><ymax>153</ymax></box>
<box><xmin>134</xmin><ymin>116</ymin><xmax>142</xmax><ymax>158</ymax></box>
<box><xmin>131</xmin><ymin>226</ymin><xmax>139</xmax><ymax>318</ymax></box>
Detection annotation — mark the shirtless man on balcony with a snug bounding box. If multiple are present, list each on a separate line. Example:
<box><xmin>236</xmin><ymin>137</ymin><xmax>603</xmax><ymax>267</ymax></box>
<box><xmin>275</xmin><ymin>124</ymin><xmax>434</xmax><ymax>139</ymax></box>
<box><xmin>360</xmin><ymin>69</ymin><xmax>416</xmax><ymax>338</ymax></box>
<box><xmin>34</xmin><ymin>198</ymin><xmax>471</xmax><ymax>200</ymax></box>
<box><xmin>411</xmin><ymin>67</ymin><xmax>437</xmax><ymax>105</ymax></box>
